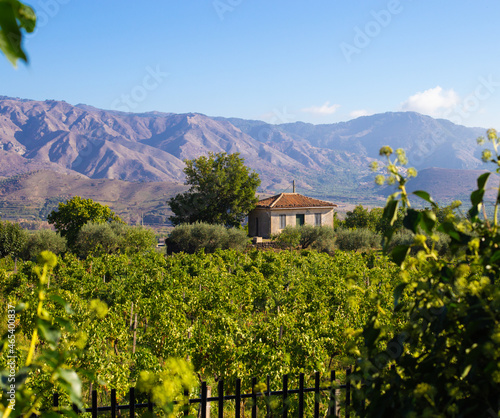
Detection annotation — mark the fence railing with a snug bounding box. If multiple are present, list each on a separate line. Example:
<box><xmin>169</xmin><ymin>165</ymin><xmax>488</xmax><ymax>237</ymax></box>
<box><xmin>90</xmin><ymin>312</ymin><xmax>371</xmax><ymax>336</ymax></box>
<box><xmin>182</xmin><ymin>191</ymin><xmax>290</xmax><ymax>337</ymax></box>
<box><xmin>45</xmin><ymin>368</ymin><xmax>353</xmax><ymax>417</ymax></box>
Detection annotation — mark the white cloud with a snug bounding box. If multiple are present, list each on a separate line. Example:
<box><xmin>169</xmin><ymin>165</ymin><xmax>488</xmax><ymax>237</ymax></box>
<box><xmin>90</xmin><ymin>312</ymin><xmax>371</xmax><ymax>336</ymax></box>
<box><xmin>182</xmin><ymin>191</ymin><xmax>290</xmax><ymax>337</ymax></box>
<box><xmin>400</xmin><ymin>86</ymin><xmax>460</xmax><ymax>117</ymax></box>
<box><xmin>349</xmin><ymin>109</ymin><xmax>372</xmax><ymax>119</ymax></box>
<box><xmin>301</xmin><ymin>101</ymin><xmax>341</xmax><ymax>115</ymax></box>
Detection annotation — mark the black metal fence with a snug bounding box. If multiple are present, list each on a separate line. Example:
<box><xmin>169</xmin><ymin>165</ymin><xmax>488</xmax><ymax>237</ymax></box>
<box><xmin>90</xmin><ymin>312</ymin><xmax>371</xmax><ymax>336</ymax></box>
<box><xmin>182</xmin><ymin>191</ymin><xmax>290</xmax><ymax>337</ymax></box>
<box><xmin>48</xmin><ymin>368</ymin><xmax>352</xmax><ymax>417</ymax></box>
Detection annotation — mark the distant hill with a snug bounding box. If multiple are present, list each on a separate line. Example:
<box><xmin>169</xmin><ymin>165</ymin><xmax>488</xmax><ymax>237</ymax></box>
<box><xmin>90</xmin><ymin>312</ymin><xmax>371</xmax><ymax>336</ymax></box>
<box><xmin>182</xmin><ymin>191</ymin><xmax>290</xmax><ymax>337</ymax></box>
<box><xmin>0</xmin><ymin>96</ymin><xmax>495</xmax><ymax>221</ymax></box>
<box><xmin>0</xmin><ymin>171</ymin><xmax>187</xmax><ymax>224</ymax></box>
<box><xmin>220</xmin><ymin>112</ymin><xmax>486</xmax><ymax>170</ymax></box>
<box><xmin>405</xmin><ymin>167</ymin><xmax>500</xmax><ymax>204</ymax></box>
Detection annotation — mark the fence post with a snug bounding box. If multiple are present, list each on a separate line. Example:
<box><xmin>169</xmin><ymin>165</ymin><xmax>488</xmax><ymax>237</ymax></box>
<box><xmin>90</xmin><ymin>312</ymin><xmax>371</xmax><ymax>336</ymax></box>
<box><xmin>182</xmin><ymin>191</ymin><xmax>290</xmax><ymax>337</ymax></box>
<box><xmin>298</xmin><ymin>373</ymin><xmax>304</xmax><ymax>417</ymax></box>
<box><xmin>207</xmin><ymin>386</ymin><xmax>212</xmax><ymax>417</ymax></box>
<box><xmin>235</xmin><ymin>378</ymin><xmax>241</xmax><ymax>418</ymax></box>
<box><xmin>92</xmin><ymin>389</ymin><xmax>98</xmax><ymax>418</ymax></box>
<box><xmin>129</xmin><ymin>387</ymin><xmax>135</xmax><ymax>417</ymax></box>
<box><xmin>327</xmin><ymin>370</ymin><xmax>337</xmax><ymax>418</ymax></box>
<box><xmin>184</xmin><ymin>388</ymin><xmax>189</xmax><ymax>416</ymax></box>
<box><xmin>218</xmin><ymin>379</ymin><xmax>224</xmax><ymax>418</ymax></box>
<box><xmin>111</xmin><ymin>388</ymin><xmax>117</xmax><ymax>418</ymax></box>
<box><xmin>149</xmin><ymin>395</ymin><xmax>154</xmax><ymax>413</ymax></box>
<box><xmin>345</xmin><ymin>368</ymin><xmax>351</xmax><ymax>418</ymax></box>
<box><xmin>314</xmin><ymin>371</ymin><xmax>320</xmax><ymax>418</ymax></box>
<box><xmin>283</xmin><ymin>374</ymin><xmax>288</xmax><ymax>418</ymax></box>
<box><xmin>266</xmin><ymin>375</ymin><xmax>271</xmax><ymax>418</ymax></box>
<box><xmin>251</xmin><ymin>377</ymin><xmax>257</xmax><ymax>418</ymax></box>
<box><xmin>200</xmin><ymin>381</ymin><xmax>207</xmax><ymax>418</ymax></box>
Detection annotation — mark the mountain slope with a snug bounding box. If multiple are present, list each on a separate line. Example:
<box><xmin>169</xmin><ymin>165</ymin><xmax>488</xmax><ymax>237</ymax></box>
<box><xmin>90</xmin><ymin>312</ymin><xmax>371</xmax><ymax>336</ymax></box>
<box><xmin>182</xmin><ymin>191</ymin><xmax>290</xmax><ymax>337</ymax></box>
<box><xmin>0</xmin><ymin>170</ymin><xmax>187</xmax><ymax>224</ymax></box>
<box><xmin>221</xmin><ymin>113</ymin><xmax>485</xmax><ymax>170</ymax></box>
<box><xmin>0</xmin><ymin>96</ymin><xmax>494</xmax><ymax>210</ymax></box>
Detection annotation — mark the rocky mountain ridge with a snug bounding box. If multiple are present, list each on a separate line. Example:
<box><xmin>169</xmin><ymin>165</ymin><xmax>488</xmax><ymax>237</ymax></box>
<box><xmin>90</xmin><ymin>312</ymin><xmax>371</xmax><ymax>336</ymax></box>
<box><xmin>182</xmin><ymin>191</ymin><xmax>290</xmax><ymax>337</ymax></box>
<box><xmin>0</xmin><ymin>96</ymin><xmax>494</xmax><ymax>219</ymax></box>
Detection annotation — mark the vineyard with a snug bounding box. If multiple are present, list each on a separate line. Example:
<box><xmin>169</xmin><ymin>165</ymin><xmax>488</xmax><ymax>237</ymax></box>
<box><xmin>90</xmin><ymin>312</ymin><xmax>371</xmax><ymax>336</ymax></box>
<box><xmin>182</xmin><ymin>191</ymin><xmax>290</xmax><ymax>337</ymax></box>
<box><xmin>0</xmin><ymin>248</ymin><xmax>403</xmax><ymax>415</ymax></box>
<box><xmin>2</xmin><ymin>142</ymin><xmax>500</xmax><ymax>416</ymax></box>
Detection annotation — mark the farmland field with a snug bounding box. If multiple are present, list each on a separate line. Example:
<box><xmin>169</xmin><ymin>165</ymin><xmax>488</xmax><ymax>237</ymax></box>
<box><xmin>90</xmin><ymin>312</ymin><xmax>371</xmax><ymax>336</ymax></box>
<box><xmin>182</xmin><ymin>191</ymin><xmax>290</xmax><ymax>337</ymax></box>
<box><xmin>0</xmin><ymin>248</ymin><xmax>403</xmax><ymax>412</ymax></box>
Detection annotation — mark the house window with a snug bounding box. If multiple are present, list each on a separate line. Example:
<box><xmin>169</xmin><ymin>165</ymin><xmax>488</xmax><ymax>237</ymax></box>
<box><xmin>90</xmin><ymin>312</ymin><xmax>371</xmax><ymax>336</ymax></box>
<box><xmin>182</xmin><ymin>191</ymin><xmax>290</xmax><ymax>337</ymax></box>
<box><xmin>279</xmin><ymin>214</ymin><xmax>286</xmax><ymax>229</ymax></box>
<box><xmin>296</xmin><ymin>214</ymin><xmax>305</xmax><ymax>226</ymax></box>
<box><xmin>315</xmin><ymin>213</ymin><xmax>322</xmax><ymax>226</ymax></box>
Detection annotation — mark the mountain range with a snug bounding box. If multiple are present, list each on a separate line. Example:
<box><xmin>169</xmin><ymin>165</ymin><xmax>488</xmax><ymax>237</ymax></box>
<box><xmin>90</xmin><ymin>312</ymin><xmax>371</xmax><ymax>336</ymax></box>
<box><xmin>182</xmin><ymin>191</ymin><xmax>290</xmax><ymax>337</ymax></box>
<box><xmin>0</xmin><ymin>96</ymin><xmax>495</xmax><ymax>222</ymax></box>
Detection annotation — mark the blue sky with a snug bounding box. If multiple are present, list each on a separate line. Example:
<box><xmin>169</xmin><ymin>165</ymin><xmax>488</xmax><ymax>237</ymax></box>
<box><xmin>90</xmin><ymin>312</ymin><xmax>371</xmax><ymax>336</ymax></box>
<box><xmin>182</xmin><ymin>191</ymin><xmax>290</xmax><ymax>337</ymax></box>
<box><xmin>2</xmin><ymin>0</ymin><xmax>500</xmax><ymax>128</ymax></box>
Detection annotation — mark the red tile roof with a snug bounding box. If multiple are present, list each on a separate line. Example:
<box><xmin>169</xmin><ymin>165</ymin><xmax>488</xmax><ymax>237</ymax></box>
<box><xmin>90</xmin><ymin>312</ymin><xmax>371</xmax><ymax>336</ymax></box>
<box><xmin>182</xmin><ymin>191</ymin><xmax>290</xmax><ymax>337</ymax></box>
<box><xmin>255</xmin><ymin>193</ymin><xmax>337</xmax><ymax>209</ymax></box>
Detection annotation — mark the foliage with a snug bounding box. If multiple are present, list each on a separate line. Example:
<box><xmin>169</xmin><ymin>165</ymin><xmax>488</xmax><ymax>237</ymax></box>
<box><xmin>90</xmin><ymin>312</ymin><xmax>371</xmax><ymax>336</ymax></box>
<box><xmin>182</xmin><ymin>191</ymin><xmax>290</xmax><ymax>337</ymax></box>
<box><xmin>137</xmin><ymin>358</ymin><xmax>196</xmax><ymax>416</ymax></box>
<box><xmin>334</xmin><ymin>227</ymin><xmax>381</xmax><ymax>252</ymax></box>
<box><xmin>343</xmin><ymin>205</ymin><xmax>375</xmax><ymax>230</ymax></box>
<box><xmin>343</xmin><ymin>205</ymin><xmax>404</xmax><ymax>234</ymax></box>
<box><xmin>0</xmin><ymin>0</ymin><xmax>36</xmax><ymax>66</ymax></box>
<box><xmin>272</xmin><ymin>226</ymin><xmax>301</xmax><ymax>248</ymax></box>
<box><xmin>0</xmin><ymin>220</ymin><xmax>28</xmax><ymax>259</ymax></box>
<box><xmin>47</xmin><ymin>196</ymin><xmax>123</xmax><ymax>249</ymax></box>
<box><xmin>0</xmin><ymin>251</ymin><xmax>84</xmax><ymax>416</ymax></box>
<box><xmin>165</xmin><ymin>222</ymin><xmax>249</xmax><ymax>254</ymax></box>
<box><xmin>386</xmin><ymin>229</ymin><xmax>451</xmax><ymax>257</ymax></box>
<box><xmin>123</xmin><ymin>225</ymin><xmax>157</xmax><ymax>253</ymax></box>
<box><xmin>168</xmin><ymin>152</ymin><xmax>261</xmax><ymax>227</ymax></box>
<box><xmin>272</xmin><ymin>225</ymin><xmax>336</xmax><ymax>253</ymax></box>
<box><xmin>22</xmin><ymin>229</ymin><xmax>67</xmax><ymax>260</ymax></box>
<box><xmin>351</xmin><ymin>139</ymin><xmax>500</xmax><ymax>416</ymax></box>
<box><xmin>74</xmin><ymin>222</ymin><xmax>156</xmax><ymax>258</ymax></box>
<box><xmin>431</xmin><ymin>200</ymin><xmax>463</xmax><ymax>225</ymax></box>
<box><xmin>74</xmin><ymin>221</ymin><xmax>123</xmax><ymax>258</ymax></box>
<box><xmin>0</xmin><ymin>248</ymin><xmax>403</xmax><ymax>412</ymax></box>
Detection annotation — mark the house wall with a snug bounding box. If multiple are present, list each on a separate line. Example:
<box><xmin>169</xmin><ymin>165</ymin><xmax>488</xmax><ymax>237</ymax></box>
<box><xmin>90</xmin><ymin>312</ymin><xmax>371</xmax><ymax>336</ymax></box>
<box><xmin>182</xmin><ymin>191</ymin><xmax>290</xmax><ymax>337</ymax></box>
<box><xmin>249</xmin><ymin>207</ymin><xmax>334</xmax><ymax>238</ymax></box>
<box><xmin>248</xmin><ymin>208</ymin><xmax>272</xmax><ymax>237</ymax></box>
<box><xmin>269</xmin><ymin>208</ymin><xmax>334</xmax><ymax>236</ymax></box>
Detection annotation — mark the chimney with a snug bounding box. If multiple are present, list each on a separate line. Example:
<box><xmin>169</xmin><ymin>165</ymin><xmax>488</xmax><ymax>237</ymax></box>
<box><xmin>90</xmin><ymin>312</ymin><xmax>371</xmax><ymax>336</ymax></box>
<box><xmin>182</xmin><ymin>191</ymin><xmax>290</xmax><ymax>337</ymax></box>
<box><xmin>293</xmin><ymin>180</ymin><xmax>295</xmax><ymax>193</ymax></box>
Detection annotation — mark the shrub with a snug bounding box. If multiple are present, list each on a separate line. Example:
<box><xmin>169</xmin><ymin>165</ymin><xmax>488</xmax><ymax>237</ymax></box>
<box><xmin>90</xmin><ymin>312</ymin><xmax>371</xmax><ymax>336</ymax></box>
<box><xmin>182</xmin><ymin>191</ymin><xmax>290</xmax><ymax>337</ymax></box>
<box><xmin>165</xmin><ymin>222</ymin><xmax>249</xmax><ymax>254</ymax></box>
<box><xmin>74</xmin><ymin>222</ymin><xmax>122</xmax><ymax>257</ymax></box>
<box><xmin>124</xmin><ymin>226</ymin><xmax>157</xmax><ymax>254</ymax></box>
<box><xmin>74</xmin><ymin>222</ymin><xmax>157</xmax><ymax>257</ymax></box>
<box><xmin>224</xmin><ymin>227</ymin><xmax>250</xmax><ymax>250</ymax></box>
<box><xmin>299</xmin><ymin>225</ymin><xmax>336</xmax><ymax>252</ymax></box>
<box><xmin>334</xmin><ymin>227</ymin><xmax>381</xmax><ymax>251</ymax></box>
<box><xmin>22</xmin><ymin>229</ymin><xmax>67</xmax><ymax>260</ymax></box>
<box><xmin>272</xmin><ymin>226</ymin><xmax>301</xmax><ymax>249</ymax></box>
<box><xmin>386</xmin><ymin>229</ymin><xmax>450</xmax><ymax>256</ymax></box>
<box><xmin>273</xmin><ymin>225</ymin><xmax>336</xmax><ymax>253</ymax></box>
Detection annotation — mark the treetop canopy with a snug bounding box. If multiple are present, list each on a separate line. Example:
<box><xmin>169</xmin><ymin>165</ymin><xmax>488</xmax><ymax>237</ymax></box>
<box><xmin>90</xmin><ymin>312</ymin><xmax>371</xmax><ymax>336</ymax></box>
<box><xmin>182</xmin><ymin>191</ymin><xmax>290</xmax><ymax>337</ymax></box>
<box><xmin>47</xmin><ymin>196</ymin><xmax>123</xmax><ymax>247</ymax></box>
<box><xmin>169</xmin><ymin>152</ymin><xmax>261</xmax><ymax>227</ymax></box>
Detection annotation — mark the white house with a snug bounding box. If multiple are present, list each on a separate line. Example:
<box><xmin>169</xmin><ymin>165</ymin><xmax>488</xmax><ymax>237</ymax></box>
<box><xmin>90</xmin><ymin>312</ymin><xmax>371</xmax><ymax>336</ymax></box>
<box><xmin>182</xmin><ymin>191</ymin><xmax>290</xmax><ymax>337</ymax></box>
<box><xmin>248</xmin><ymin>193</ymin><xmax>337</xmax><ymax>238</ymax></box>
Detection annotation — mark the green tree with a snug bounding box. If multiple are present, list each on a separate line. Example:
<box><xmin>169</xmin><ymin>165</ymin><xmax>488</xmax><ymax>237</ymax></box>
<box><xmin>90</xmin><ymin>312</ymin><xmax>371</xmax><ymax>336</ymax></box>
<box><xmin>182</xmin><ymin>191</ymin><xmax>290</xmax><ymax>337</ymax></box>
<box><xmin>343</xmin><ymin>205</ymin><xmax>372</xmax><ymax>229</ymax></box>
<box><xmin>343</xmin><ymin>205</ymin><xmax>403</xmax><ymax>233</ymax></box>
<box><xmin>0</xmin><ymin>219</ymin><xmax>28</xmax><ymax>258</ymax></box>
<box><xmin>47</xmin><ymin>196</ymin><xmax>123</xmax><ymax>248</ymax></box>
<box><xmin>168</xmin><ymin>152</ymin><xmax>261</xmax><ymax>227</ymax></box>
<box><xmin>0</xmin><ymin>0</ymin><xmax>36</xmax><ymax>66</ymax></box>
